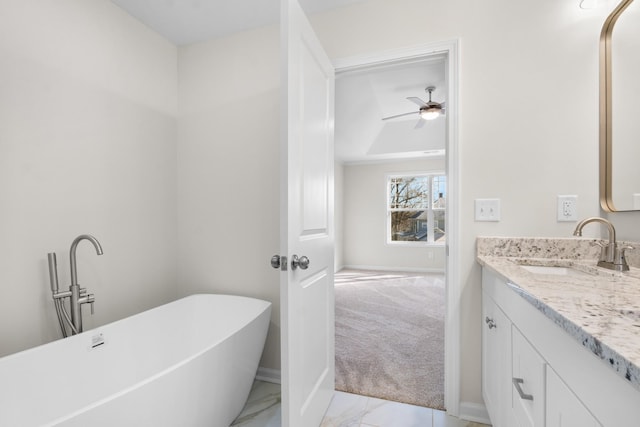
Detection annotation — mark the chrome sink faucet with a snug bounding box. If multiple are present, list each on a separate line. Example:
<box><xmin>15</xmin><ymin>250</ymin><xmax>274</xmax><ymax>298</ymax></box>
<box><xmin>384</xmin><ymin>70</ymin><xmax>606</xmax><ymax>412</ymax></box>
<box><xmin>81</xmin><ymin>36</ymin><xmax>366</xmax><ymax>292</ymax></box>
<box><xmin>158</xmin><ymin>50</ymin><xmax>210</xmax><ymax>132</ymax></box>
<box><xmin>48</xmin><ymin>234</ymin><xmax>103</xmax><ymax>336</ymax></box>
<box><xmin>573</xmin><ymin>217</ymin><xmax>629</xmax><ymax>272</ymax></box>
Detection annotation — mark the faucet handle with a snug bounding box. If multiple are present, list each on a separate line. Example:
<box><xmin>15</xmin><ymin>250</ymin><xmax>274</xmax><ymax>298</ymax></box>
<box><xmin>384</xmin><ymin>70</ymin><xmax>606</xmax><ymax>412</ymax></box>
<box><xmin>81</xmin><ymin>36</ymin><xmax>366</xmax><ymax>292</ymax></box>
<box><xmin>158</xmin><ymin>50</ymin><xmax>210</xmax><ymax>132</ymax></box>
<box><xmin>608</xmin><ymin>244</ymin><xmax>632</xmax><ymax>271</ymax></box>
<box><xmin>82</xmin><ymin>293</ymin><xmax>95</xmax><ymax>315</ymax></box>
<box><xmin>595</xmin><ymin>241</ymin><xmax>609</xmax><ymax>262</ymax></box>
<box><xmin>617</xmin><ymin>244</ymin><xmax>633</xmax><ymax>263</ymax></box>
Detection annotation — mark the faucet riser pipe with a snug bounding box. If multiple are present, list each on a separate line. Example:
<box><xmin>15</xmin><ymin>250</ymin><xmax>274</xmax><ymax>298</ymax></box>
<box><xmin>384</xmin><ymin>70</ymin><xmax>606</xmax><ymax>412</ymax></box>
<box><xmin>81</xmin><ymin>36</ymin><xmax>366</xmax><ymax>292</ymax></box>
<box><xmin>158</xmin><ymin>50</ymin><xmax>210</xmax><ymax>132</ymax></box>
<box><xmin>70</xmin><ymin>284</ymin><xmax>82</xmax><ymax>333</ymax></box>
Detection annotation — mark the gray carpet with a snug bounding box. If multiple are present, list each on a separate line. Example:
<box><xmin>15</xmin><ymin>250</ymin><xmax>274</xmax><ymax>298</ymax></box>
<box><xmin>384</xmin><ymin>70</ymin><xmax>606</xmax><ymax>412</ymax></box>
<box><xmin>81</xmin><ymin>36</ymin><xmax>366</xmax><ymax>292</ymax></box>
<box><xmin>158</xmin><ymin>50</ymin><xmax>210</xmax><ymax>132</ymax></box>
<box><xmin>334</xmin><ymin>269</ymin><xmax>445</xmax><ymax>410</ymax></box>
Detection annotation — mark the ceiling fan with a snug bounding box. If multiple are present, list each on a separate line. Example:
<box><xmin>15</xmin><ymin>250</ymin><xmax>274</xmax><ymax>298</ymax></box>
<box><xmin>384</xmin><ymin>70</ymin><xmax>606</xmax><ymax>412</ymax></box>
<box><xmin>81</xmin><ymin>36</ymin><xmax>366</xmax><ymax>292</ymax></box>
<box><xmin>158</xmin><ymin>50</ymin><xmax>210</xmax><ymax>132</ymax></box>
<box><xmin>382</xmin><ymin>86</ymin><xmax>446</xmax><ymax>129</ymax></box>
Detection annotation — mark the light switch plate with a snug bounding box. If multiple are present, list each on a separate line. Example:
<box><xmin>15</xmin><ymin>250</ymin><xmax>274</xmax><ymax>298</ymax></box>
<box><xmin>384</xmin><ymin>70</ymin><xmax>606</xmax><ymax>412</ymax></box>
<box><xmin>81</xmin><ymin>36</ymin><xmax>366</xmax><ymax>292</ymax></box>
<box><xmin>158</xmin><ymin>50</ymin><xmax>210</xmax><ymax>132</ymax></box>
<box><xmin>475</xmin><ymin>199</ymin><xmax>501</xmax><ymax>222</ymax></box>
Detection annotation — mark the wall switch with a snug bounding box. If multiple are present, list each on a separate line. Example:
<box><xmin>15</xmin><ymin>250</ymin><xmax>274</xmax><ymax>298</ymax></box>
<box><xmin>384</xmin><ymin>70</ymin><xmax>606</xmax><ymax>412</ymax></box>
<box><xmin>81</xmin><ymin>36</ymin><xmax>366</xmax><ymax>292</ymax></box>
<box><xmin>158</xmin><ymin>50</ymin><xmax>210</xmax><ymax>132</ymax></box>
<box><xmin>557</xmin><ymin>195</ymin><xmax>578</xmax><ymax>221</ymax></box>
<box><xmin>475</xmin><ymin>199</ymin><xmax>501</xmax><ymax>222</ymax></box>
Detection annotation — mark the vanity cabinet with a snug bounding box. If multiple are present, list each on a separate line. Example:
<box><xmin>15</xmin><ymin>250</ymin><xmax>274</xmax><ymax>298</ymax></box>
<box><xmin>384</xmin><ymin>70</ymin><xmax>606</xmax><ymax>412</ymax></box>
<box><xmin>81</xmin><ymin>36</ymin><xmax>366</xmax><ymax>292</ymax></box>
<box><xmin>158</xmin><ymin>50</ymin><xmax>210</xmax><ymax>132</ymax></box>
<box><xmin>483</xmin><ymin>290</ymin><xmax>547</xmax><ymax>427</ymax></box>
<box><xmin>481</xmin><ymin>268</ymin><xmax>638</xmax><ymax>427</ymax></box>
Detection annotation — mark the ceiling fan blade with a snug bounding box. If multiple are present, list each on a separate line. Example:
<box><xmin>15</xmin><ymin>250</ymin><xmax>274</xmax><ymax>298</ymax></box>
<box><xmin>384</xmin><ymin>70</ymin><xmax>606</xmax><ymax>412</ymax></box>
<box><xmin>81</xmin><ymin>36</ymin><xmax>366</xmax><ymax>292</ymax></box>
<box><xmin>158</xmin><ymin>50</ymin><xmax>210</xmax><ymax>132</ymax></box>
<box><xmin>407</xmin><ymin>97</ymin><xmax>428</xmax><ymax>107</ymax></box>
<box><xmin>414</xmin><ymin>119</ymin><xmax>425</xmax><ymax>129</ymax></box>
<box><xmin>381</xmin><ymin>111</ymin><xmax>419</xmax><ymax>121</ymax></box>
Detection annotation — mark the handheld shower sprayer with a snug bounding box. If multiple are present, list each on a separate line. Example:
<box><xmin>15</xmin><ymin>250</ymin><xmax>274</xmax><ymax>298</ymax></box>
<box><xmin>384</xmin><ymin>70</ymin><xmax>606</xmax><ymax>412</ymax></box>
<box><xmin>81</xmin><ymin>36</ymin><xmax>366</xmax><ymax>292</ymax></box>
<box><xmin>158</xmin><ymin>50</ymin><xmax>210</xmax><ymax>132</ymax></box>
<box><xmin>47</xmin><ymin>253</ymin><xmax>59</xmax><ymax>293</ymax></box>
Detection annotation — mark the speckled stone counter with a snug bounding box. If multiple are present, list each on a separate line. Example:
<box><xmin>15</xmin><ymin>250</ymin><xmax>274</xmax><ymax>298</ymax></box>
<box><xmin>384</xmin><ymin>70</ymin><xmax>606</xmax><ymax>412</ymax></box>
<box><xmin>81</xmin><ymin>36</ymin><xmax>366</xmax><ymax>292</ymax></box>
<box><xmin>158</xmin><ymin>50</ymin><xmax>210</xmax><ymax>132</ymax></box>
<box><xmin>477</xmin><ymin>236</ymin><xmax>640</xmax><ymax>392</ymax></box>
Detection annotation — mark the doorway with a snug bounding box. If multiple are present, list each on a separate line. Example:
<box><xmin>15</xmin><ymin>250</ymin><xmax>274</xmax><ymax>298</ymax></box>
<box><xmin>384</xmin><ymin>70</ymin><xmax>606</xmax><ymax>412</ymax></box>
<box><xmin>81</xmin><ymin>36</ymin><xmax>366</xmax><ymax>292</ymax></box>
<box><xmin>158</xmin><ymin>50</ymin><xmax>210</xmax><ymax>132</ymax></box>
<box><xmin>332</xmin><ymin>41</ymin><xmax>460</xmax><ymax>415</ymax></box>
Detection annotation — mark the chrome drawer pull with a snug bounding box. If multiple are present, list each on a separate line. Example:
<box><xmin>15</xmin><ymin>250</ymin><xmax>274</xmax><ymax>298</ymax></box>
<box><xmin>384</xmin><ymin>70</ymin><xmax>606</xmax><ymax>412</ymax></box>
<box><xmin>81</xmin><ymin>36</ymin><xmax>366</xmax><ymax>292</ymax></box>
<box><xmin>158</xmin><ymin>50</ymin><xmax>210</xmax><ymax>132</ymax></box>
<box><xmin>513</xmin><ymin>378</ymin><xmax>534</xmax><ymax>401</ymax></box>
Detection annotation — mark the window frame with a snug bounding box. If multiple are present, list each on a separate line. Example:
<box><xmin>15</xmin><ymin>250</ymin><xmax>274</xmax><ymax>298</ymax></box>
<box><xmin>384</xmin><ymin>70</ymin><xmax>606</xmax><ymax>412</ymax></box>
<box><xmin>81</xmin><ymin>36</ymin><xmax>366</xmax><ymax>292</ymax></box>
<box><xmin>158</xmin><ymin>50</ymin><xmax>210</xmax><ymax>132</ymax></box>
<box><xmin>385</xmin><ymin>172</ymin><xmax>446</xmax><ymax>247</ymax></box>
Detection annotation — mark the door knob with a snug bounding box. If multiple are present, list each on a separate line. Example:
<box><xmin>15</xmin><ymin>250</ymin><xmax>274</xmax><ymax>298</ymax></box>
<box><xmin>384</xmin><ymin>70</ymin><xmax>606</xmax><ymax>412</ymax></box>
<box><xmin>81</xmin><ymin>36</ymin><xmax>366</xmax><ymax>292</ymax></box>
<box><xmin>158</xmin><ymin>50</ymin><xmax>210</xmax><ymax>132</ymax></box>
<box><xmin>271</xmin><ymin>255</ymin><xmax>281</xmax><ymax>269</ymax></box>
<box><xmin>291</xmin><ymin>255</ymin><xmax>310</xmax><ymax>270</ymax></box>
<box><xmin>271</xmin><ymin>255</ymin><xmax>287</xmax><ymax>271</ymax></box>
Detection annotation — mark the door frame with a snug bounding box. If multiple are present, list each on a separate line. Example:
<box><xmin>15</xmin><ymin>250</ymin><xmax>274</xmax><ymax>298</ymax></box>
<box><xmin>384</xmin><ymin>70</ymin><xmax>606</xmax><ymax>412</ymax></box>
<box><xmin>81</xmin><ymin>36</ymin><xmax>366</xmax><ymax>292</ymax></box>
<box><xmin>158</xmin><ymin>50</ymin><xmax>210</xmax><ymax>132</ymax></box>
<box><xmin>332</xmin><ymin>39</ymin><xmax>461</xmax><ymax>416</ymax></box>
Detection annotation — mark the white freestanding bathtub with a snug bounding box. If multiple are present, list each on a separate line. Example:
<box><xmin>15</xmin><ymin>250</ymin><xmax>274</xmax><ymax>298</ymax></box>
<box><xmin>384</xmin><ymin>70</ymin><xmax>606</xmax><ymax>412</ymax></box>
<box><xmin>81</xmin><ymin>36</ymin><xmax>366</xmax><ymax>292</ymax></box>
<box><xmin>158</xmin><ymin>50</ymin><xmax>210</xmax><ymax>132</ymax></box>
<box><xmin>0</xmin><ymin>294</ymin><xmax>272</xmax><ymax>427</ymax></box>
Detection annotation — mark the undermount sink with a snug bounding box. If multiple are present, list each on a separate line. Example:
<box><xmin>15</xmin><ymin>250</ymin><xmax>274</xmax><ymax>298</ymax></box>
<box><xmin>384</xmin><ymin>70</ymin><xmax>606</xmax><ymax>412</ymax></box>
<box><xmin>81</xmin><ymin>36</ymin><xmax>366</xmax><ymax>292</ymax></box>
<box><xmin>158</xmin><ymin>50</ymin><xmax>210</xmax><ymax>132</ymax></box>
<box><xmin>519</xmin><ymin>265</ymin><xmax>592</xmax><ymax>277</ymax></box>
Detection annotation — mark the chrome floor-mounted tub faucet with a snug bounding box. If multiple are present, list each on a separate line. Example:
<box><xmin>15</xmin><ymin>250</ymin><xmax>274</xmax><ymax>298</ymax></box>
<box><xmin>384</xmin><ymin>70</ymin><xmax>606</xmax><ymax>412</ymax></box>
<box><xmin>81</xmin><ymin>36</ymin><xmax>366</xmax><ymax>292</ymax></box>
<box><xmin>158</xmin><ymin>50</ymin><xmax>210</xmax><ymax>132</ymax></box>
<box><xmin>47</xmin><ymin>234</ymin><xmax>103</xmax><ymax>337</ymax></box>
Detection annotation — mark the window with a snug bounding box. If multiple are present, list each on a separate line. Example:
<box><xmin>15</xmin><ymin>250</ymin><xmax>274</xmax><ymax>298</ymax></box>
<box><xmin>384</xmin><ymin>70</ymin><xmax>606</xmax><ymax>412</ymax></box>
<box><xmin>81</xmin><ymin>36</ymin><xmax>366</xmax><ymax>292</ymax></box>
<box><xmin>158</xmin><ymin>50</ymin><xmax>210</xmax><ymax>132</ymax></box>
<box><xmin>387</xmin><ymin>173</ymin><xmax>446</xmax><ymax>244</ymax></box>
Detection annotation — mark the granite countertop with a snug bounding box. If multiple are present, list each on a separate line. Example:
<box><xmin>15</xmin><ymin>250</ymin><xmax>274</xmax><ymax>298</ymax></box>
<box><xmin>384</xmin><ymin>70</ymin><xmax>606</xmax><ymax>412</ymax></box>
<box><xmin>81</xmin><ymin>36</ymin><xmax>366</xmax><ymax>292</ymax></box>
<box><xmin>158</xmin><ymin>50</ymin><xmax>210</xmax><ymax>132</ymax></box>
<box><xmin>477</xmin><ymin>236</ymin><xmax>640</xmax><ymax>392</ymax></box>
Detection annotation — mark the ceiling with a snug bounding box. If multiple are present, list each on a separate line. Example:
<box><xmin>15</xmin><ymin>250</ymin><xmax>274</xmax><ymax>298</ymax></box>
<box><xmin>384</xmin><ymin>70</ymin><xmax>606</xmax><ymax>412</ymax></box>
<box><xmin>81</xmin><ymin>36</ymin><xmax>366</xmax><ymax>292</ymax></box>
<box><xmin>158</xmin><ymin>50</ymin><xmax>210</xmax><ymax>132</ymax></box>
<box><xmin>336</xmin><ymin>56</ymin><xmax>447</xmax><ymax>163</ymax></box>
<box><xmin>110</xmin><ymin>0</ymin><xmax>447</xmax><ymax>164</ymax></box>
<box><xmin>110</xmin><ymin>0</ymin><xmax>373</xmax><ymax>45</ymax></box>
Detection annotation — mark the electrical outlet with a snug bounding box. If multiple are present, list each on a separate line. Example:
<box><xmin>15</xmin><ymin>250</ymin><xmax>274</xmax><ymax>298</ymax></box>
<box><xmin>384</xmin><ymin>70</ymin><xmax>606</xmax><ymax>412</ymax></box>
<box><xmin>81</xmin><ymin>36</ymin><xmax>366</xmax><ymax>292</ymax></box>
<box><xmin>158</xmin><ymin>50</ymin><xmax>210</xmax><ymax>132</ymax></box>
<box><xmin>557</xmin><ymin>195</ymin><xmax>578</xmax><ymax>221</ymax></box>
<box><xmin>475</xmin><ymin>199</ymin><xmax>501</xmax><ymax>222</ymax></box>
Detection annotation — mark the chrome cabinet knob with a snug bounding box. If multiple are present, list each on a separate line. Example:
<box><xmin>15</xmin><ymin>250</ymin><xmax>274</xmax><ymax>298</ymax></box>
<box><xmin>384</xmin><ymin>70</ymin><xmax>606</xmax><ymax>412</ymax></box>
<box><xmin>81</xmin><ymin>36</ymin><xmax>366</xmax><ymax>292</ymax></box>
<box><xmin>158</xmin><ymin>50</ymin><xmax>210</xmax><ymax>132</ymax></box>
<box><xmin>485</xmin><ymin>316</ymin><xmax>496</xmax><ymax>329</ymax></box>
<box><xmin>291</xmin><ymin>255</ymin><xmax>310</xmax><ymax>270</ymax></box>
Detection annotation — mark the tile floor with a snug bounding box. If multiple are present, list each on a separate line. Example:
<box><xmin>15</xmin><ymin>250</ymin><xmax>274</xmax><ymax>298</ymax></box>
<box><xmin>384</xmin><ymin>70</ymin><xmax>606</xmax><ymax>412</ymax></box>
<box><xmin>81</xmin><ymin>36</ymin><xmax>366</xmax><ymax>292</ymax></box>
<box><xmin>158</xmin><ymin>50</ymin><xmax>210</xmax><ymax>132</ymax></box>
<box><xmin>232</xmin><ymin>381</ymin><xmax>490</xmax><ymax>427</ymax></box>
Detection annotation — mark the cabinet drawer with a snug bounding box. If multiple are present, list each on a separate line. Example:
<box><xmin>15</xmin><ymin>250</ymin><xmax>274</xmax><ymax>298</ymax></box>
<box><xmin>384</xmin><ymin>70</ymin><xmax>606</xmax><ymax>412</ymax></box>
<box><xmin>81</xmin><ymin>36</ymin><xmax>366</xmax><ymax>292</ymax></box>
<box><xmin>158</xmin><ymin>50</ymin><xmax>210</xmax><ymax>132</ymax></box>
<box><xmin>512</xmin><ymin>325</ymin><xmax>545</xmax><ymax>427</ymax></box>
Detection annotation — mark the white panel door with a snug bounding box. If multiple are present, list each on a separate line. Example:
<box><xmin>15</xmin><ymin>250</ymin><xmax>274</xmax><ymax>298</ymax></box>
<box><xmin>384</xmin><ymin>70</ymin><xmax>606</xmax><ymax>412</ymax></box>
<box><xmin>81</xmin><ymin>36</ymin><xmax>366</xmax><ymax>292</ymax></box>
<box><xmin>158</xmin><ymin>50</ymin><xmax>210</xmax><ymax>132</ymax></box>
<box><xmin>280</xmin><ymin>0</ymin><xmax>335</xmax><ymax>426</ymax></box>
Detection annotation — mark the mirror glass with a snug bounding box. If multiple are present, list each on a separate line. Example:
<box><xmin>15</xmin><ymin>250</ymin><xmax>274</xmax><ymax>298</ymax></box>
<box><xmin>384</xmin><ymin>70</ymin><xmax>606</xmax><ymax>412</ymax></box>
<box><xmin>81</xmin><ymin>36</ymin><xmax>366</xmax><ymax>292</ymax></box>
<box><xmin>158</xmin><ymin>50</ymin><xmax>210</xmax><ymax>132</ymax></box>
<box><xmin>608</xmin><ymin>0</ymin><xmax>640</xmax><ymax>210</ymax></box>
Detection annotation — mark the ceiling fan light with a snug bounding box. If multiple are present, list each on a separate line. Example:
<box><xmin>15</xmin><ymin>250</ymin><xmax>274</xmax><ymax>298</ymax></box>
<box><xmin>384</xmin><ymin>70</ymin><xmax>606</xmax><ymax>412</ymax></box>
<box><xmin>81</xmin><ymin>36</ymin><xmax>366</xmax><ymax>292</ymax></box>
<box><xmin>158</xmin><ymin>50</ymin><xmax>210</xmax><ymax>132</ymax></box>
<box><xmin>420</xmin><ymin>107</ymin><xmax>441</xmax><ymax>120</ymax></box>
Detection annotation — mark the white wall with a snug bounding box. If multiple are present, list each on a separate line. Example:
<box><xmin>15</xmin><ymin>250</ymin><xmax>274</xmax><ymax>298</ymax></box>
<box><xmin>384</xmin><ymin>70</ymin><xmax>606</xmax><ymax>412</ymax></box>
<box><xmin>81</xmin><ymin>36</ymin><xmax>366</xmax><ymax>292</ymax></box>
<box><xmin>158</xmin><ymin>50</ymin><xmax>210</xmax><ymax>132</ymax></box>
<box><xmin>341</xmin><ymin>159</ymin><xmax>446</xmax><ymax>271</ymax></box>
<box><xmin>176</xmin><ymin>26</ymin><xmax>282</xmax><ymax>370</ymax></box>
<box><xmin>0</xmin><ymin>0</ymin><xmax>179</xmax><ymax>357</ymax></box>
<box><xmin>310</xmin><ymin>0</ymin><xmax>612</xmax><ymax>407</ymax></box>
<box><xmin>335</xmin><ymin>161</ymin><xmax>345</xmax><ymax>270</ymax></box>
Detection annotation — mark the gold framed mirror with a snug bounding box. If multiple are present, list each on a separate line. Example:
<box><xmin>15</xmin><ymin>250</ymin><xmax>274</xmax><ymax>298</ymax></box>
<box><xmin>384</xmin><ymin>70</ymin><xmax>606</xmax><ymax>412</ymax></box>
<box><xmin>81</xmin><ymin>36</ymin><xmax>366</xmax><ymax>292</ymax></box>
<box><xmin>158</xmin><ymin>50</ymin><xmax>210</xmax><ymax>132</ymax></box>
<box><xmin>600</xmin><ymin>0</ymin><xmax>640</xmax><ymax>211</ymax></box>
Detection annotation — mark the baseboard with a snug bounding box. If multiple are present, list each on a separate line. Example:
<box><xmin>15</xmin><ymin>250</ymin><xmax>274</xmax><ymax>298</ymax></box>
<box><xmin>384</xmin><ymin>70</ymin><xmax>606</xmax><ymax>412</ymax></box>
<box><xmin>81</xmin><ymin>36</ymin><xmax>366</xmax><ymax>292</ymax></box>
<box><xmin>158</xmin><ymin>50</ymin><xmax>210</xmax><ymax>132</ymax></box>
<box><xmin>458</xmin><ymin>401</ymin><xmax>491</xmax><ymax>425</ymax></box>
<box><xmin>342</xmin><ymin>264</ymin><xmax>445</xmax><ymax>274</ymax></box>
<box><xmin>255</xmin><ymin>367</ymin><xmax>281</xmax><ymax>384</ymax></box>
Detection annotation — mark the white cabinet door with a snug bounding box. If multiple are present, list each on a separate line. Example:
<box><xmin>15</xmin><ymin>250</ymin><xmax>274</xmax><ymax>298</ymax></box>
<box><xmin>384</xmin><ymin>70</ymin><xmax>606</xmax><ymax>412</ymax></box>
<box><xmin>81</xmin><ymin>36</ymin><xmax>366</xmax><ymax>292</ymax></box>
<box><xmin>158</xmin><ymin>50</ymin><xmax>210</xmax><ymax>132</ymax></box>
<box><xmin>547</xmin><ymin>367</ymin><xmax>602</xmax><ymax>427</ymax></box>
<box><xmin>512</xmin><ymin>326</ymin><xmax>545</xmax><ymax>427</ymax></box>
<box><xmin>482</xmin><ymin>291</ymin><xmax>512</xmax><ymax>427</ymax></box>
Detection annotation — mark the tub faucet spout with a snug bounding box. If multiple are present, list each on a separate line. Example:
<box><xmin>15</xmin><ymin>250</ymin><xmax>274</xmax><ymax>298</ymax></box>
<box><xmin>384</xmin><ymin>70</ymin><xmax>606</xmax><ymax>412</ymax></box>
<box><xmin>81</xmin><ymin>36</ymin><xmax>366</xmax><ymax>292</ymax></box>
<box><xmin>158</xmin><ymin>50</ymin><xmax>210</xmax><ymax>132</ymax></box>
<box><xmin>573</xmin><ymin>217</ymin><xmax>629</xmax><ymax>271</ymax></box>
<box><xmin>69</xmin><ymin>234</ymin><xmax>103</xmax><ymax>334</ymax></box>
